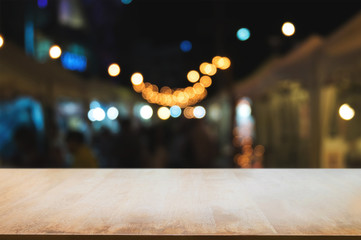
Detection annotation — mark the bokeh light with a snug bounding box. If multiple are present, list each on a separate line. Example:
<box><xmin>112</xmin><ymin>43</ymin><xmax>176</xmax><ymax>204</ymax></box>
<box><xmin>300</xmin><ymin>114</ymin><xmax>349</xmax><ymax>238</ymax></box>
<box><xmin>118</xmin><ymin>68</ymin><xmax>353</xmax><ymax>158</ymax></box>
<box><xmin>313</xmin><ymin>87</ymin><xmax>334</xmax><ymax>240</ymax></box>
<box><xmin>236</xmin><ymin>28</ymin><xmax>250</xmax><ymax>41</ymax></box>
<box><xmin>131</xmin><ymin>72</ymin><xmax>144</xmax><ymax>85</ymax></box>
<box><xmin>140</xmin><ymin>105</ymin><xmax>153</xmax><ymax>120</ymax></box>
<box><xmin>108</xmin><ymin>63</ymin><xmax>121</xmax><ymax>77</ymax></box>
<box><xmin>180</xmin><ymin>40</ymin><xmax>192</xmax><ymax>52</ymax></box>
<box><xmin>282</xmin><ymin>22</ymin><xmax>295</xmax><ymax>36</ymax></box>
<box><xmin>107</xmin><ymin>107</ymin><xmax>119</xmax><ymax>120</ymax></box>
<box><xmin>90</xmin><ymin>100</ymin><xmax>101</xmax><ymax>109</ymax></box>
<box><xmin>193</xmin><ymin>106</ymin><xmax>206</xmax><ymax>119</ymax></box>
<box><xmin>157</xmin><ymin>107</ymin><xmax>170</xmax><ymax>120</ymax></box>
<box><xmin>200</xmin><ymin>76</ymin><xmax>212</xmax><ymax>88</ymax></box>
<box><xmin>339</xmin><ymin>103</ymin><xmax>355</xmax><ymax>120</ymax></box>
<box><xmin>184</xmin><ymin>107</ymin><xmax>194</xmax><ymax>119</ymax></box>
<box><xmin>187</xmin><ymin>70</ymin><xmax>200</xmax><ymax>83</ymax></box>
<box><xmin>87</xmin><ymin>109</ymin><xmax>96</xmax><ymax>122</ymax></box>
<box><xmin>213</xmin><ymin>56</ymin><xmax>231</xmax><ymax>70</ymax></box>
<box><xmin>38</xmin><ymin>0</ymin><xmax>47</xmax><ymax>8</ymax></box>
<box><xmin>121</xmin><ymin>0</ymin><xmax>132</xmax><ymax>4</ymax></box>
<box><xmin>237</xmin><ymin>101</ymin><xmax>251</xmax><ymax>118</ymax></box>
<box><xmin>49</xmin><ymin>45</ymin><xmax>62</xmax><ymax>59</ymax></box>
<box><xmin>0</xmin><ymin>35</ymin><xmax>4</xmax><ymax>48</ymax></box>
<box><xmin>170</xmin><ymin>105</ymin><xmax>182</xmax><ymax>118</ymax></box>
<box><xmin>93</xmin><ymin>107</ymin><xmax>106</xmax><ymax>121</ymax></box>
<box><xmin>200</xmin><ymin>62</ymin><xmax>217</xmax><ymax>75</ymax></box>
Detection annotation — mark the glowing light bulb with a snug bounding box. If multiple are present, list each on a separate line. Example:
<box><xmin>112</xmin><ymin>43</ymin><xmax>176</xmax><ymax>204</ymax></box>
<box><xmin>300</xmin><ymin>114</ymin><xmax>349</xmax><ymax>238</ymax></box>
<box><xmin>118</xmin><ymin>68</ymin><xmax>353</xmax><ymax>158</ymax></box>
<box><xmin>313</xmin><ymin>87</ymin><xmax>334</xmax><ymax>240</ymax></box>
<box><xmin>93</xmin><ymin>107</ymin><xmax>105</xmax><ymax>121</ymax></box>
<box><xmin>140</xmin><ymin>105</ymin><xmax>153</xmax><ymax>120</ymax></box>
<box><xmin>282</xmin><ymin>22</ymin><xmax>295</xmax><ymax>36</ymax></box>
<box><xmin>0</xmin><ymin>35</ymin><xmax>4</xmax><ymax>48</ymax></box>
<box><xmin>157</xmin><ymin>107</ymin><xmax>170</xmax><ymax>120</ymax></box>
<box><xmin>107</xmin><ymin>107</ymin><xmax>119</xmax><ymax>120</ymax></box>
<box><xmin>193</xmin><ymin>106</ymin><xmax>206</xmax><ymax>119</ymax></box>
<box><xmin>339</xmin><ymin>104</ymin><xmax>355</xmax><ymax>120</ymax></box>
<box><xmin>49</xmin><ymin>45</ymin><xmax>62</xmax><ymax>59</ymax></box>
<box><xmin>200</xmin><ymin>76</ymin><xmax>212</xmax><ymax>88</ymax></box>
<box><xmin>237</xmin><ymin>28</ymin><xmax>250</xmax><ymax>41</ymax></box>
<box><xmin>187</xmin><ymin>70</ymin><xmax>200</xmax><ymax>83</ymax></box>
<box><xmin>131</xmin><ymin>72</ymin><xmax>144</xmax><ymax>85</ymax></box>
<box><xmin>108</xmin><ymin>63</ymin><xmax>121</xmax><ymax>77</ymax></box>
<box><xmin>170</xmin><ymin>105</ymin><xmax>182</xmax><ymax>118</ymax></box>
<box><xmin>237</xmin><ymin>102</ymin><xmax>251</xmax><ymax>118</ymax></box>
<box><xmin>87</xmin><ymin>109</ymin><xmax>96</xmax><ymax>122</ymax></box>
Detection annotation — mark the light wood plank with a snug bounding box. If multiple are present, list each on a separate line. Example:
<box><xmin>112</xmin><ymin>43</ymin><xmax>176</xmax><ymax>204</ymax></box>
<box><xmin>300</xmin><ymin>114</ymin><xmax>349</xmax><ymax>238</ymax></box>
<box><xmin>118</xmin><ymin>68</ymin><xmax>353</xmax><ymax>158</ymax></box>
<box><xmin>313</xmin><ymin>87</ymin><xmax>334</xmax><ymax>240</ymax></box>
<box><xmin>0</xmin><ymin>169</ymin><xmax>360</xmax><ymax>239</ymax></box>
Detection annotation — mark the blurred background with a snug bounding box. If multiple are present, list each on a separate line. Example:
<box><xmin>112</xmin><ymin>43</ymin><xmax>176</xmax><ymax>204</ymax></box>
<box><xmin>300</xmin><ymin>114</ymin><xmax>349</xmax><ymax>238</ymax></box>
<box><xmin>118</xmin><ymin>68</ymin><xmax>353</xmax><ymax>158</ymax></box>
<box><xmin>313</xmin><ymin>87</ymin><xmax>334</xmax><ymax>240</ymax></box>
<box><xmin>0</xmin><ymin>0</ymin><xmax>360</xmax><ymax>168</ymax></box>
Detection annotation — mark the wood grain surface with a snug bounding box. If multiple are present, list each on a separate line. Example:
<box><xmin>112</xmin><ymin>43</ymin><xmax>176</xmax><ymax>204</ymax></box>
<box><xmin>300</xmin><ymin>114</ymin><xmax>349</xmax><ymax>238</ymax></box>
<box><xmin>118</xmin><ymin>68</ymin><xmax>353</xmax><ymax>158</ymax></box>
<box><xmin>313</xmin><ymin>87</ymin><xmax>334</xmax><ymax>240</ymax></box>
<box><xmin>0</xmin><ymin>169</ymin><xmax>360</xmax><ymax>239</ymax></box>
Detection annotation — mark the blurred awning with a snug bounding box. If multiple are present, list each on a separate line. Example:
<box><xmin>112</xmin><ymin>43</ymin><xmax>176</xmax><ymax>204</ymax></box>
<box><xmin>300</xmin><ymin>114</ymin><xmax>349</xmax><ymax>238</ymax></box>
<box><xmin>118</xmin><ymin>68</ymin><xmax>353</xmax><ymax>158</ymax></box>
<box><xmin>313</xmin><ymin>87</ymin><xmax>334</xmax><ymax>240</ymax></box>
<box><xmin>233</xmin><ymin>11</ymin><xmax>361</xmax><ymax>99</ymax></box>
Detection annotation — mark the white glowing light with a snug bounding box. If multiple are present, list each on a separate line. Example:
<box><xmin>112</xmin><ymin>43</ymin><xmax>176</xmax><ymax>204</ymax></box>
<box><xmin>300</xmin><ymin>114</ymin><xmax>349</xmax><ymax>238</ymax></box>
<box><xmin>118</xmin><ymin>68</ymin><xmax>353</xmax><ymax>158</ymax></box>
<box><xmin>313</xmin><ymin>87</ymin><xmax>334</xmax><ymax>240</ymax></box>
<box><xmin>238</xmin><ymin>103</ymin><xmax>251</xmax><ymax>118</ymax></box>
<box><xmin>87</xmin><ymin>109</ymin><xmax>96</xmax><ymax>122</ymax></box>
<box><xmin>108</xmin><ymin>63</ymin><xmax>121</xmax><ymax>77</ymax></box>
<box><xmin>339</xmin><ymin>104</ymin><xmax>355</xmax><ymax>120</ymax></box>
<box><xmin>107</xmin><ymin>107</ymin><xmax>119</xmax><ymax>120</ymax></box>
<box><xmin>140</xmin><ymin>105</ymin><xmax>153</xmax><ymax>120</ymax></box>
<box><xmin>0</xmin><ymin>35</ymin><xmax>4</xmax><ymax>48</ymax></box>
<box><xmin>282</xmin><ymin>22</ymin><xmax>295</xmax><ymax>36</ymax></box>
<box><xmin>93</xmin><ymin>107</ymin><xmax>105</xmax><ymax>121</ymax></box>
<box><xmin>49</xmin><ymin>45</ymin><xmax>62</xmax><ymax>59</ymax></box>
<box><xmin>131</xmin><ymin>72</ymin><xmax>144</xmax><ymax>85</ymax></box>
<box><xmin>193</xmin><ymin>106</ymin><xmax>206</xmax><ymax>119</ymax></box>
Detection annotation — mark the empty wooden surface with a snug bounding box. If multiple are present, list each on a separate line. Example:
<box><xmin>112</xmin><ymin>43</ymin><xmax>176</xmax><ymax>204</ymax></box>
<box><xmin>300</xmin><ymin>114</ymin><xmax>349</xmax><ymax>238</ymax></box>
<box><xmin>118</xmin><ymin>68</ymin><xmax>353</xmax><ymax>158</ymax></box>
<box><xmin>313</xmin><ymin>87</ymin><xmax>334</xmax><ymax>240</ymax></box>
<box><xmin>0</xmin><ymin>169</ymin><xmax>360</xmax><ymax>239</ymax></box>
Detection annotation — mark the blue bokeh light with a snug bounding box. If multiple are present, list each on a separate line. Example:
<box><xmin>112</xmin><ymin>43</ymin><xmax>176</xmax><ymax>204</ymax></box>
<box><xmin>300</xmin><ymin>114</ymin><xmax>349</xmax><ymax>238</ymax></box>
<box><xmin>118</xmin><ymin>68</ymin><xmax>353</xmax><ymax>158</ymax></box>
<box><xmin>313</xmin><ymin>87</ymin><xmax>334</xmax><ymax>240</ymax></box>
<box><xmin>121</xmin><ymin>0</ymin><xmax>133</xmax><ymax>4</ymax></box>
<box><xmin>236</xmin><ymin>28</ymin><xmax>250</xmax><ymax>41</ymax></box>
<box><xmin>38</xmin><ymin>0</ymin><xmax>48</xmax><ymax>8</ymax></box>
<box><xmin>61</xmin><ymin>52</ymin><xmax>87</xmax><ymax>72</ymax></box>
<box><xmin>180</xmin><ymin>40</ymin><xmax>192</xmax><ymax>52</ymax></box>
<box><xmin>170</xmin><ymin>105</ymin><xmax>182</xmax><ymax>118</ymax></box>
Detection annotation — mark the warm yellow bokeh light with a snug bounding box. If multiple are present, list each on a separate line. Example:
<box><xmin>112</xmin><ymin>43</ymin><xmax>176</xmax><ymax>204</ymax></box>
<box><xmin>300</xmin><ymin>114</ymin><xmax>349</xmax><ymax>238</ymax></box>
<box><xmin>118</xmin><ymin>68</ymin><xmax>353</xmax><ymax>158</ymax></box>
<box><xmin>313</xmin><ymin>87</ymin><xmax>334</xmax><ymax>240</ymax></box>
<box><xmin>49</xmin><ymin>45</ymin><xmax>62</xmax><ymax>59</ymax></box>
<box><xmin>184</xmin><ymin>107</ymin><xmax>194</xmax><ymax>119</ymax></box>
<box><xmin>187</xmin><ymin>70</ymin><xmax>200</xmax><ymax>83</ymax></box>
<box><xmin>200</xmin><ymin>62</ymin><xmax>217</xmax><ymax>75</ymax></box>
<box><xmin>131</xmin><ymin>72</ymin><xmax>144</xmax><ymax>85</ymax></box>
<box><xmin>0</xmin><ymin>35</ymin><xmax>4</xmax><ymax>48</ymax></box>
<box><xmin>219</xmin><ymin>57</ymin><xmax>231</xmax><ymax>70</ymax></box>
<box><xmin>157</xmin><ymin>106</ymin><xmax>171</xmax><ymax>120</ymax></box>
<box><xmin>108</xmin><ymin>63</ymin><xmax>121</xmax><ymax>77</ymax></box>
<box><xmin>200</xmin><ymin>76</ymin><xmax>212</xmax><ymax>88</ymax></box>
<box><xmin>212</xmin><ymin>56</ymin><xmax>230</xmax><ymax>70</ymax></box>
<box><xmin>133</xmin><ymin>82</ymin><xmax>145</xmax><ymax>93</ymax></box>
<box><xmin>160</xmin><ymin>86</ymin><xmax>172</xmax><ymax>94</ymax></box>
<box><xmin>199</xmin><ymin>62</ymin><xmax>208</xmax><ymax>75</ymax></box>
<box><xmin>339</xmin><ymin>104</ymin><xmax>355</xmax><ymax>120</ymax></box>
<box><xmin>212</xmin><ymin>56</ymin><xmax>222</xmax><ymax>67</ymax></box>
<box><xmin>193</xmin><ymin>83</ymin><xmax>205</xmax><ymax>94</ymax></box>
<box><xmin>282</xmin><ymin>22</ymin><xmax>295</xmax><ymax>36</ymax></box>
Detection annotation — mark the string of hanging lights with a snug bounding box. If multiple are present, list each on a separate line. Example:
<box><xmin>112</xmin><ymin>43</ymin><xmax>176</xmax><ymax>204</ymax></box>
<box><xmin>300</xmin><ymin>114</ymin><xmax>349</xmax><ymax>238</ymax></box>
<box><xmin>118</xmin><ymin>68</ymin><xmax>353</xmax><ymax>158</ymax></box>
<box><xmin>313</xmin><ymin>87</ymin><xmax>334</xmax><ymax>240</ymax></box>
<box><xmin>130</xmin><ymin>56</ymin><xmax>231</xmax><ymax>108</ymax></box>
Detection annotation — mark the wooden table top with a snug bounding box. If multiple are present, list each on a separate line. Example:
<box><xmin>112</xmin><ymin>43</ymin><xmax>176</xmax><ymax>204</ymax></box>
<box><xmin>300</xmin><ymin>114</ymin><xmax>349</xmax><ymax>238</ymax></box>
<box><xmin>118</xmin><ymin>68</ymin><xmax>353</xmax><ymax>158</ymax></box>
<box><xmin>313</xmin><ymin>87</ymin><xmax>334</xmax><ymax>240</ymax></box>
<box><xmin>0</xmin><ymin>169</ymin><xmax>360</xmax><ymax>239</ymax></box>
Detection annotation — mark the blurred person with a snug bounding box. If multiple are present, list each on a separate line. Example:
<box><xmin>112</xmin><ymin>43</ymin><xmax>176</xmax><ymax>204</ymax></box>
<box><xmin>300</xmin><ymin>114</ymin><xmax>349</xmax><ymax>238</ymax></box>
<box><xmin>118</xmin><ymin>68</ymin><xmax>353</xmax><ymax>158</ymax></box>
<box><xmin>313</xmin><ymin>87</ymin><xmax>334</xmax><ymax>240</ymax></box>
<box><xmin>169</xmin><ymin>119</ymin><xmax>193</xmax><ymax>168</ymax></box>
<box><xmin>11</xmin><ymin>125</ymin><xmax>45</xmax><ymax>167</ymax></box>
<box><xmin>148</xmin><ymin>125</ymin><xmax>168</xmax><ymax>168</ymax></box>
<box><xmin>92</xmin><ymin>127</ymin><xmax>116</xmax><ymax>167</ymax></box>
<box><xmin>46</xmin><ymin>121</ymin><xmax>66</xmax><ymax>167</ymax></box>
<box><xmin>65</xmin><ymin>130</ymin><xmax>98</xmax><ymax>168</ymax></box>
<box><xmin>188</xmin><ymin>119</ymin><xmax>217</xmax><ymax>168</ymax></box>
<box><xmin>114</xmin><ymin>118</ymin><xmax>141</xmax><ymax>167</ymax></box>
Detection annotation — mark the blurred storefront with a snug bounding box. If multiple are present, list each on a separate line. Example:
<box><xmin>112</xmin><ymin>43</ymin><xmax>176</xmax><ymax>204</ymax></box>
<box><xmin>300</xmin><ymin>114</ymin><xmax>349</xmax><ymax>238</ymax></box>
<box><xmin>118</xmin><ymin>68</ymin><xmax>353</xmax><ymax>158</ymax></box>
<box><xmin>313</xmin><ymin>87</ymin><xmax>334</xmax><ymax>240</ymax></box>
<box><xmin>232</xmin><ymin>12</ymin><xmax>361</xmax><ymax>168</ymax></box>
<box><xmin>0</xmin><ymin>41</ymin><xmax>139</xmax><ymax>166</ymax></box>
